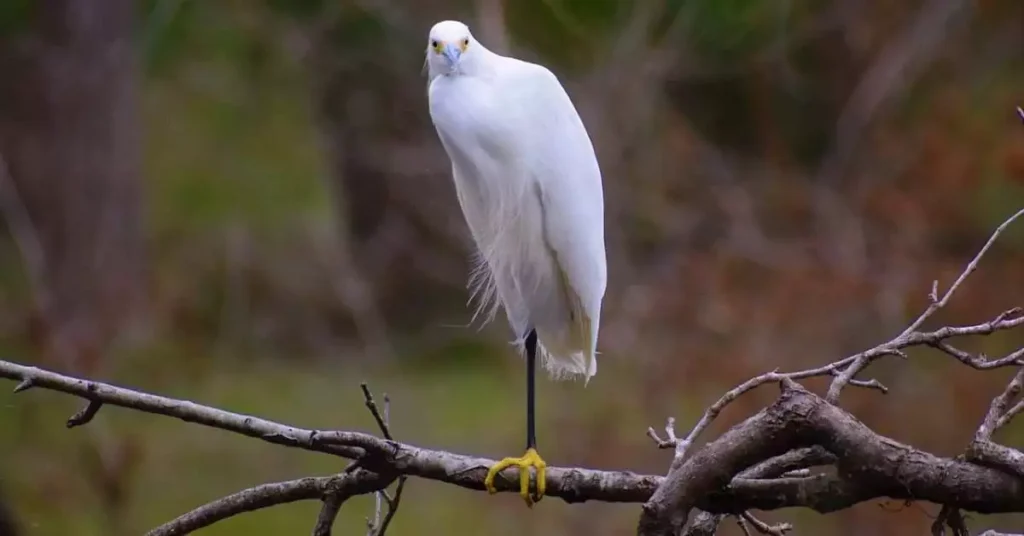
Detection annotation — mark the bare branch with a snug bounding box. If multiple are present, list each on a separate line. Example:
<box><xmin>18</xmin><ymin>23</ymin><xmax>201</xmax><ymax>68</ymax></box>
<box><xmin>638</xmin><ymin>382</ymin><xmax>1024</xmax><ymax>535</ymax></box>
<box><xmin>683</xmin><ymin>446</ymin><xmax>836</xmax><ymax>536</ymax></box>
<box><xmin>651</xmin><ymin>207</ymin><xmax>1024</xmax><ymax>471</ymax></box>
<box><xmin>966</xmin><ymin>438</ymin><xmax>1024</xmax><ymax>480</ymax></box>
<box><xmin>735</xmin><ymin>516</ymin><xmax>753</xmax><ymax>536</ymax></box>
<box><xmin>976</xmin><ymin>367</ymin><xmax>1024</xmax><ymax>440</ymax></box>
<box><xmin>0</xmin><ymin>358</ymin><xmax>662</xmax><ymax>503</ymax></box>
<box><xmin>148</xmin><ymin>469</ymin><xmax>392</xmax><ymax>536</ymax></box>
<box><xmin>375</xmin><ymin>477</ymin><xmax>406</xmax><ymax>536</ymax></box>
<box><xmin>740</xmin><ymin>512</ymin><xmax>791</xmax><ymax>535</ymax></box>
<box><xmin>66</xmin><ymin>400</ymin><xmax>103</xmax><ymax>428</ymax></box>
<box><xmin>964</xmin><ymin>366</ymin><xmax>1024</xmax><ymax>479</ymax></box>
<box><xmin>6</xmin><ymin>198</ymin><xmax>1024</xmax><ymax>536</ymax></box>
<box><xmin>361</xmin><ymin>383</ymin><xmax>393</xmax><ymax>441</ymax></box>
<box><xmin>0</xmin><ymin>359</ymin><xmax>371</xmax><ymax>459</ymax></box>
<box><xmin>311</xmin><ymin>494</ymin><xmax>345</xmax><ymax>536</ymax></box>
<box><xmin>930</xmin><ymin>342</ymin><xmax>1024</xmax><ymax>370</ymax></box>
<box><xmin>931</xmin><ymin>505</ymin><xmax>969</xmax><ymax>536</ymax></box>
<box><xmin>12</xmin><ymin>377</ymin><xmax>33</xmax><ymax>393</ymax></box>
<box><xmin>360</xmin><ymin>385</ymin><xmax>405</xmax><ymax>536</ymax></box>
<box><xmin>649</xmin><ymin>303</ymin><xmax>1024</xmax><ymax>468</ymax></box>
<box><xmin>826</xmin><ymin>208</ymin><xmax>1024</xmax><ymax>401</ymax></box>
<box><xmin>3</xmin><ymin>356</ymin><xmax>1024</xmax><ymax>534</ymax></box>
<box><xmin>905</xmin><ymin>208</ymin><xmax>1024</xmax><ymax>335</ymax></box>
<box><xmin>647</xmin><ymin>360</ymin><xmax>867</xmax><ymax>464</ymax></box>
<box><xmin>738</xmin><ymin>447</ymin><xmax>835</xmax><ymax>479</ymax></box>
<box><xmin>996</xmin><ymin>399</ymin><xmax>1024</xmax><ymax>430</ymax></box>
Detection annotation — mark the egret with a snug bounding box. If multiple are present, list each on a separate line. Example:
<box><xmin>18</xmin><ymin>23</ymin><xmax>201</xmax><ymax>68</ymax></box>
<box><xmin>424</xmin><ymin>20</ymin><xmax>607</xmax><ymax>506</ymax></box>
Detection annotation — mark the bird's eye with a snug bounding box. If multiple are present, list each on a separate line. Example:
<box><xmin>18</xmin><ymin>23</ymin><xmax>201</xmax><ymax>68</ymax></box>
<box><xmin>462</xmin><ymin>38</ymin><xmax>470</xmax><ymax>47</ymax></box>
<box><xmin>430</xmin><ymin>40</ymin><xmax>438</xmax><ymax>49</ymax></box>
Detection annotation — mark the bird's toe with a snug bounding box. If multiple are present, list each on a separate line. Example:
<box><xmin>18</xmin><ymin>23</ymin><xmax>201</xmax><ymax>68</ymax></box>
<box><xmin>484</xmin><ymin>449</ymin><xmax>547</xmax><ymax>507</ymax></box>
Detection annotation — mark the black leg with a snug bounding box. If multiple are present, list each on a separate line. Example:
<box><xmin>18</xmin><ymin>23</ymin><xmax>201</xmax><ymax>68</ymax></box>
<box><xmin>525</xmin><ymin>328</ymin><xmax>538</xmax><ymax>451</ymax></box>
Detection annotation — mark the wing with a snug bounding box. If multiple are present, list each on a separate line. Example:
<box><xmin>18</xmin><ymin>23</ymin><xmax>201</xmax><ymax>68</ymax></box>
<box><xmin>450</xmin><ymin>161</ymin><xmax>504</xmax><ymax>326</ymax></box>
<box><xmin>432</xmin><ymin>124</ymin><xmax>504</xmax><ymax>327</ymax></box>
<box><xmin>510</xmin><ymin>63</ymin><xmax>608</xmax><ymax>353</ymax></box>
<box><xmin>428</xmin><ymin>105</ymin><xmax>527</xmax><ymax>334</ymax></box>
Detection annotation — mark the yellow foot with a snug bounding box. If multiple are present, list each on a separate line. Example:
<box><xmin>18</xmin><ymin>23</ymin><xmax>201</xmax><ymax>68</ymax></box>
<box><xmin>483</xmin><ymin>447</ymin><xmax>547</xmax><ymax>507</ymax></box>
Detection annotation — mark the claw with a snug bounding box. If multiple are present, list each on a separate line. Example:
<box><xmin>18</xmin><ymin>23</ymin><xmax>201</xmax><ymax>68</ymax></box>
<box><xmin>483</xmin><ymin>447</ymin><xmax>547</xmax><ymax>507</ymax></box>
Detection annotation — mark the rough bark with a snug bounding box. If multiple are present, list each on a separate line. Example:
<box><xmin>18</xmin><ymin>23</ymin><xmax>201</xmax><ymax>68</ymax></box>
<box><xmin>638</xmin><ymin>380</ymin><xmax>1024</xmax><ymax>535</ymax></box>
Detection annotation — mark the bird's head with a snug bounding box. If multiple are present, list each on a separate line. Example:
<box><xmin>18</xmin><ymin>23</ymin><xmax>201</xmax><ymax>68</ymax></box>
<box><xmin>425</xmin><ymin>20</ymin><xmax>480</xmax><ymax>78</ymax></box>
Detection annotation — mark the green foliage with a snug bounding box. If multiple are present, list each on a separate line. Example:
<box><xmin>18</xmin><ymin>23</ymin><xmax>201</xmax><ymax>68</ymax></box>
<box><xmin>142</xmin><ymin>2</ymin><xmax>329</xmax><ymax>238</ymax></box>
<box><xmin>264</xmin><ymin>0</ymin><xmax>325</xmax><ymax>20</ymax></box>
<box><xmin>140</xmin><ymin>0</ymin><xmax>198</xmax><ymax>74</ymax></box>
<box><xmin>0</xmin><ymin>0</ymin><xmax>32</xmax><ymax>39</ymax></box>
<box><xmin>329</xmin><ymin>5</ymin><xmax>388</xmax><ymax>49</ymax></box>
<box><xmin>506</xmin><ymin>0</ymin><xmax>624</xmax><ymax>70</ymax></box>
<box><xmin>664</xmin><ymin>0</ymin><xmax>781</xmax><ymax>61</ymax></box>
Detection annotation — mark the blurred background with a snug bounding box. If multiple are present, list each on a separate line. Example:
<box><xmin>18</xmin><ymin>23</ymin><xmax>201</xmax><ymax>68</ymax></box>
<box><xmin>0</xmin><ymin>0</ymin><xmax>1022</xmax><ymax>534</ymax></box>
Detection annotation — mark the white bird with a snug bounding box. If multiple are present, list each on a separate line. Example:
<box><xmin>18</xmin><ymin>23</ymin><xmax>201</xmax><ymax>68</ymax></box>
<box><xmin>424</xmin><ymin>20</ymin><xmax>607</xmax><ymax>506</ymax></box>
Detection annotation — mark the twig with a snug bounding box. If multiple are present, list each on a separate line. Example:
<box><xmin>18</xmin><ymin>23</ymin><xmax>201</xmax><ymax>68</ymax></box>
<box><xmin>653</xmin><ymin>218</ymin><xmax>1024</xmax><ymax>460</ymax></box>
<box><xmin>975</xmin><ymin>366</ymin><xmax>1024</xmax><ymax>441</ymax></box>
<box><xmin>361</xmin><ymin>383</ymin><xmax>393</xmax><ymax>440</ymax></box>
<box><xmin>995</xmin><ymin>399</ymin><xmax>1024</xmax><ymax>430</ymax></box>
<box><xmin>738</xmin><ymin>447</ymin><xmax>836</xmax><ymax>478</ymax></box>
<box><xmin>827</xmin><ymin>208</ymin><xmax>1024</xmax><ymax>401</ymax></box>
<box><xmin>929</xmin><ymin>343</ymin><xmax>1024</xmax><ymax>370</ymax></box>
<box><xmin>312</xmin><ymin>494</ymin><xmax>345</xmax><ymax>536</ymax></box>
<box><xmin>735</xmin><ymin>516</ymin><xmax>753</xmax><ymax>536</ymax></box>
<box><xmin>740</xmin><ymin>512</ymin><xmax>792</xmax><ymax>535</ymax></box>
<box><xmin>67</xmin><ymin>400</ymin><xmax>103</xmax><ymax>428</ymax></box>
<box><xmin>375</xmin><ymin>476</ymin><xmax>406</xmax><ymax>536</ymax></box>
<box><xmin>904</xmin><ymin>209</ymin><xmax>1024</xmax><ymax>336</ymax></box>
<box><xmin>966</xmin><ymin>366</ymin><xmax>1024</xmax><ymax>478</ymax></box>
<box><xmin>317</xmin><ymin>384</ymin><xmax>402</xmax><ymax>536</ymax></box>
<box><xmin>931</xmin><ymin>505</ymin><xmax>969</xmax><ymax>536</ymax></box>
<box><xmin>148</xmin><ymin>470</ymin><xmax>392</xmax><ymax>536</ymax></box>
<box><xmin>646</xmin><ymin>361</ymin><xmax>857</xmax><ymax>461</ymax></box>
<box><xmin>13</xmin><ymin>378</ymin><xmax>33</xmax><ymax>393</ymax></box>
<box><xmin>649</xmin><ymin>299</ymin><xmax>1024</xmax><ymax>464</ymax></box>
<box><xmin>360</xmin><ymin>386</ymin><xmax>405</xmax><ymax>536</ymax></box>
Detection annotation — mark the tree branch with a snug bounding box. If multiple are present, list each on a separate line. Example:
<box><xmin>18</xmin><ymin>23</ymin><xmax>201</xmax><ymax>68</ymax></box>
<box><xmin>827</xmin><ymin>207</ymin><xmax>1024</xmax><ymax>402</ymax></box>
<box><xmin>639</xmin><ymin>382</ymin><xmax>1024</xmax><ymax>535</ymax></box>
<box><xmin>3</xmin><ymin>356</ymin><xmax>1024</xmax><ymax>534</ymax></box>
<box><xmin>966</xmin><ymin>366</ymin><xmax>1024</xmax><ymax>479</ymax></box>
<box><xmin>147</xmin><ymin>469</ymin><xmax>392</xmax><ymax>536</ymax></box>
<box><xmin>6</xmin><ymin>203</ymin><xmax>1024</xmax><ymax>534</ymax></box>
<box><xmin>0</xmin><ymin>358</ymin><xmax>663</xmax><ymax>504</ymax></box>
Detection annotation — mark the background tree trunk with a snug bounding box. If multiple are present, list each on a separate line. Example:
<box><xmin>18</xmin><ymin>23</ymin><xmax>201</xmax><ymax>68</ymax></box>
<box><xmin>0</xmin><ymin>0</ymin><xmax>146</xmax><ymax>373</ymax></box>
<box><xmin>0</xmin><ymin>489</ymin><xmax>17</xmax><ymax>536</ymax></box>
